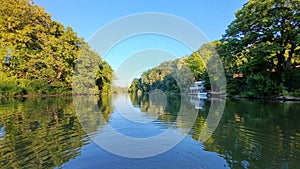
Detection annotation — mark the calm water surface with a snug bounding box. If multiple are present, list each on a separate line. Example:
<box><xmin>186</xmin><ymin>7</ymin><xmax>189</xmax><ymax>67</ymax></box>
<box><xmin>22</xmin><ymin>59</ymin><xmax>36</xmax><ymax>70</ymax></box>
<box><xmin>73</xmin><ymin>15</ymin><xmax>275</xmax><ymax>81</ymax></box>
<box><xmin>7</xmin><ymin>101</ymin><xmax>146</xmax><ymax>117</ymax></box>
<box><xmin>0</xmin><ymin>94</ymin><xmax>299</xmax><ymax>169</ymax></box>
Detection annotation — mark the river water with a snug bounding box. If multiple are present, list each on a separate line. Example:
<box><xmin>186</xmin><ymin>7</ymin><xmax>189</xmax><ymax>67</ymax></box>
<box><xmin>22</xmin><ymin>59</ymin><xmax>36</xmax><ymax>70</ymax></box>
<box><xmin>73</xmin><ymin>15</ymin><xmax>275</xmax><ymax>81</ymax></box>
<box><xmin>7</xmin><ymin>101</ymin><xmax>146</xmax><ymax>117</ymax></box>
<box><xmin>0</xmin><ymin>93</ymin><xmax>299</xmax><ymax>169</ymax></box>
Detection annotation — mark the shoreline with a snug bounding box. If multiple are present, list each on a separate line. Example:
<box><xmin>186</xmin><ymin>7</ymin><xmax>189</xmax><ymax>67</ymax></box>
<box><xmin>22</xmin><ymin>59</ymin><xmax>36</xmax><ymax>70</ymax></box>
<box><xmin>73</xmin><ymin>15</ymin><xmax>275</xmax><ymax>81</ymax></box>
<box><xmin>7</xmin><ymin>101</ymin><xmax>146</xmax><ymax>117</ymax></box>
<box><xmin>0</xmin><ymin>92</ymin><xmax>112</xmax><ymax>99</ymax></box>
<box><xmin>0</xmin><ymin>93</ymin><xmax>71</xmax><ymax>99</ymax></box>
<box><xmin>229</xmin><ymin>95</ymin><xmax>300</xmax><ymax>102</ymax></box>
<box><xmin>188</xmin><ymin>93</ymin><xmax>300</xmax><ymax>102</ymax></box>
<box><xmin>1</xmin><ymin>92</ymin><xmax>300</xmax><ymax>102</ymax></box>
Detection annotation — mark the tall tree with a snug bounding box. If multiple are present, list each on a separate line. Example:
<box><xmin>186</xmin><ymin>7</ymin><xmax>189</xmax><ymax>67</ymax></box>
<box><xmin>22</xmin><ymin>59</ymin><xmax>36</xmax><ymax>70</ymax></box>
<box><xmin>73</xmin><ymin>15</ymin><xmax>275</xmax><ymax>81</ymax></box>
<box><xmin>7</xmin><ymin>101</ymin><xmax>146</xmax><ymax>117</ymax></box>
<box><xmin>222</xmin><ymin>0</ymin><xmax>300</xmax><ymax>82</ymax></box>
<box><xmin>0</xmin><ymin>0</ymin><xmax>113</xmax><ymax>94</ymax></box>
<box><xmin>183</xmin><ymin>51</ymin><xmax>206</xmax><ymax>80</ymax></box>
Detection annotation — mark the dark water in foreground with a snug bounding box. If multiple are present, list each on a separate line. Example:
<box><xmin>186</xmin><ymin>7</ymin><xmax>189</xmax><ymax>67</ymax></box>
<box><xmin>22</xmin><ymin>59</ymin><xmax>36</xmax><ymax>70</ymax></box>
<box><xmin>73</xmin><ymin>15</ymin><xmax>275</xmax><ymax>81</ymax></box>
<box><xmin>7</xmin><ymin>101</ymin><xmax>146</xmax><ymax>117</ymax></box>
<box><xmin>0</xmin><ymin>94</ymin><xmax>299</xmax><ymax>169</ymax></box>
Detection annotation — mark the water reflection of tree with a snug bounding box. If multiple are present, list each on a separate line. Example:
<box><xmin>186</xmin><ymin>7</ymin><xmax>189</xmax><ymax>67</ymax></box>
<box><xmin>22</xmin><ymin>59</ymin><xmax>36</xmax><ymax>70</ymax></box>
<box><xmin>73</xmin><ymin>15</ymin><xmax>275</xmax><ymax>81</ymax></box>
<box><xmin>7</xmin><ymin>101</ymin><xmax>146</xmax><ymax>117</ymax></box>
<box><xmin>203</xmin><ymin>99</ymin><xmax>300</xmax><ymax>169</ymax></box>
<box><xmin>73</xmin><ymin>95</ymin><xmax>113</xmax><ymax>135</ymax></box>
<box><xmin>129</xmin><ymin>93</ymin><xmax>300</xmax><ymax>169</ymax></box>
<box><xmin>129</xmin><ymin>93</ymin><xmax>182</xmax><ymax>123</ymax></box>
<box><xmin>0</xmin><ymin>96</ymin><xmax>113</xmax><ymax>169</ymax></box>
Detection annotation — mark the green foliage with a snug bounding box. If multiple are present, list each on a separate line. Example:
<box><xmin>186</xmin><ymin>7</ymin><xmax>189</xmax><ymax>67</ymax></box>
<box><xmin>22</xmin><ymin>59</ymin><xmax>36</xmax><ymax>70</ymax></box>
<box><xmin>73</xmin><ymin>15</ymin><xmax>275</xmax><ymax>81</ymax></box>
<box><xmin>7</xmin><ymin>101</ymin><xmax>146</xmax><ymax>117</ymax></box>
<box><xmin>128</xmin><ymin>78</ymin><xmax>142</xmax><ymax>93</ymax></box>
<box><xmin>183</xmin><ymin>51</ymin><xmax>205</xmax><ymax>80</ymax></box>
<box><xmin>129</xmin><ymin>60</ymin><xmax>178</xmax><ymax>93</ymax></box>
<box><xmin>225</xmin><ymin>77</ymin><xmax>245</xmax><ymax>96</ymax></box>
<box><xmin>128</xmin><ymin>57</ymin><xmax>196</xmax><ymax>94</ymax></box>
<box><xmin>220</xmin><ymin>0</ymin><xmax>300</xmax><ymax>97</ymax></box>
<box><xmin>222</xmin><ymin>0</ymin><xmax>300</xmax><ymax>73</ymax></box>
<box><xmin>0</xmin><ymin>81</ymin><xmax>25</xmax><ymax>96</ymax></box>
<box><xmin>289</xmin><ymin>89</ymin><xmax>300</xmax><ymax>97</ymax></box>
<box><xmin>0</xmin><ymin>0</ymin><xmax>113</xmax><ymax>96</ymax></box>
<box><xmin>200</xmin><ymin>41</ymin><xmax>226</xmax><ymax>92</ymax></box>
<box><xmin>128</xmin><ymin>44</ymin><xmax>215</xmax><ymax>94</ymax></box>
<box><xmin>73</xmin><ymin>46</ymin><xmax>113</xmax><ymax>95</ymax></box>
<box><xmin>243</xmin><ymin>74</ymin><xmax>280</xmax><ymax>97</ymax></box>
<box><xmin>0</xmin><ymin>73</ymin><xmax>72</xmax><ymax>96</ymax></box>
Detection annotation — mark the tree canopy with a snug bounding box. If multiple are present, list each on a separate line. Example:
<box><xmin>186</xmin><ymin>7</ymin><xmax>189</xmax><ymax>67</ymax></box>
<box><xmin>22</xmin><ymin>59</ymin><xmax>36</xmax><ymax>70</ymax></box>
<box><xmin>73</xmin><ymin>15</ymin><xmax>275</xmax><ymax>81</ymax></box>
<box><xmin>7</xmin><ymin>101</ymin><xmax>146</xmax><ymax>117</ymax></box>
<box><xmin>0</xmin><ymin>0</ymin><xmax>113</xmax><ymax>96</ymax></box>
<box><xmin>129</xmin><ymin>0</ymin><xmax>300</xmax><ymax>97</ymax></box>
<box><xmin>128</xmin><ymin>50</ymin><xmax>208</xmax><ymax>94</ymax></box>
<box><xmin>220</xmin><ymin>0</ymin><xmax>300</xmax><ymax>96</ymax></box>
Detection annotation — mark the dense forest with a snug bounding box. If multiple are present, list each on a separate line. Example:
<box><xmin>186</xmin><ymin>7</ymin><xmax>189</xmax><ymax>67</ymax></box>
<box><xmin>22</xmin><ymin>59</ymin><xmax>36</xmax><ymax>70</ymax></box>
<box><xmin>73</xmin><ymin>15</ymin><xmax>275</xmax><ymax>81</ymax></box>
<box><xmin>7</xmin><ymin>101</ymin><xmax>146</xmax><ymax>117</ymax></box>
<box><xmin>0</xmin><ymin>0</ymin><xmax>113</xmax><ymax>96</ymax></box>
<box><xmin>129</xmin><ymin>0</ymin><xmax>300</xmax><ymax>98</ymax></box>
<box><xmin>1</xmin><ymin>0</ymin><xmax>299</xmax><ymax>98</ymax></box>
<box><xmin>128</xmin><ymin>45</ymin><xmax>210</xmax><ymax>94</ymax></box>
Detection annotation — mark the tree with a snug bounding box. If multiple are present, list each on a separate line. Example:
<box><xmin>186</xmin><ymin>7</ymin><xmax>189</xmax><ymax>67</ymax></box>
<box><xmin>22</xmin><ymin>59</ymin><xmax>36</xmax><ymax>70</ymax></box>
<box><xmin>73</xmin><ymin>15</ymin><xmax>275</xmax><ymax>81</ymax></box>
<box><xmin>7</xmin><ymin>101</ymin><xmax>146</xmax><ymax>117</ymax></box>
<box><xmin>0</xmin><ymin>0</ymin><xmax>113</xmax><ymax>95</ymax></box>
<box><xmin>128</xmin><ymin>42</ymin><xmax>221</xmax><ymax>94</ymax></box>
<box><xmin>128</xmin><ymin>78</ymin><xmax>141</xmax><ymax>93</ymax></box>
<box><xmin>183</xmin><ymin>51</ymin><xmax>206</xmax><ymax>80</ymax></box>
<box><xmin>222</xmin><ymin>0</ymin><xmax>300</xmax><ymax>83</ymax></box>
<box><xmin>73</xmin><ymin>45</ymin><xmax>113</xmax><ymax>94</ymax></box>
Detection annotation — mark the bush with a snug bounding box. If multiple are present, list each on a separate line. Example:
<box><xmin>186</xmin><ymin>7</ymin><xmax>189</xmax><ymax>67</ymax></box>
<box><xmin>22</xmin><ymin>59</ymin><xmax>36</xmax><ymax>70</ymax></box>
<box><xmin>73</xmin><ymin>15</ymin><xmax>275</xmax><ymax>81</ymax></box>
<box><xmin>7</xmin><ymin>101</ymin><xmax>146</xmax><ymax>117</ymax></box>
<box><xmin>226</xmin><ymin>77</ymin><xmax>245</xmax><ymax>95</ymax></box>
<box><xmin>243</xmin><ymin>74</ymin><xmax>280</xmax><ymax>97</ymax></box>
<box><xmin>0</xmin><ymin>80</ymin><xmax>26</xmax><ymax>96</ymax></box>
<box><xmin>291</xmin><ymin>89</ymin><xmax>300</xmax><ymax>97</ymax></box>
<box><xmin>0</xmin><ymin>77</ymin><xmax>70</xmax><ymax>97</ymax></box>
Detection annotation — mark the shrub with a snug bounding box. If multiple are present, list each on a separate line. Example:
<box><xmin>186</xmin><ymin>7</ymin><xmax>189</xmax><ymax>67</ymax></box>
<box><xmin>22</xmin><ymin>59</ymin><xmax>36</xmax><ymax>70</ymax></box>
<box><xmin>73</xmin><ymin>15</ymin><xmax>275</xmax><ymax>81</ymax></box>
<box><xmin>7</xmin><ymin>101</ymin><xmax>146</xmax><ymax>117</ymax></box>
<box><xmin>0</xmin><ymin>80</ymin><xmax>26</xmax><ymax>96</ymax></box>
<box><xmin>243</xmin><ymin>74</ymin><xmax>280</xmax><ymax>97</ymax></box>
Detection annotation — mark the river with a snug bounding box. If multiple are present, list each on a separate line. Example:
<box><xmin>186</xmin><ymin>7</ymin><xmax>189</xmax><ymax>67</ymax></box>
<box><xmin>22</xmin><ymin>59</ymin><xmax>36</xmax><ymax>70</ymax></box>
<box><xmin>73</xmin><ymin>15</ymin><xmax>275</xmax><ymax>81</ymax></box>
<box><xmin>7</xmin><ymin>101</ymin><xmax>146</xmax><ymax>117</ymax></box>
<box><xmin>0</xmin><ymin>93</ymin><xmax>299</xmax><ymax>169</ymax></box>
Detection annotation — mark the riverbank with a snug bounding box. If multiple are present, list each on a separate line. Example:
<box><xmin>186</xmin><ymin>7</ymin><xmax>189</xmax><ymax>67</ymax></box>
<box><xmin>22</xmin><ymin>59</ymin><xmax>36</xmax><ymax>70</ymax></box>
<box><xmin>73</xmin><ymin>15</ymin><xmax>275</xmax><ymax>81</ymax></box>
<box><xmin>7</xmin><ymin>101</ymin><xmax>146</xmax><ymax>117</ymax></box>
<box><xmin>2</xmin><ymin>91</ymin><xmax>300</xmax><ymax>102</ymax></box>
<box><xmin>275</xmin><ymin>96</ymin><xmax>300</xmax><ymax>101</ymax></box>
<box><xmin>0</xmin><ymin>93</ymin><xmax>71</xmax><ymax>99</ymax></box>
<box><xmin>0</xmin><ymin>91</ymin><xmax>114</xmax><ymax>99</ymax></box>
<box><xmin>230</xmin><ymin>95</ymin><xmax>300</xmax><ymax>102</ymax></box>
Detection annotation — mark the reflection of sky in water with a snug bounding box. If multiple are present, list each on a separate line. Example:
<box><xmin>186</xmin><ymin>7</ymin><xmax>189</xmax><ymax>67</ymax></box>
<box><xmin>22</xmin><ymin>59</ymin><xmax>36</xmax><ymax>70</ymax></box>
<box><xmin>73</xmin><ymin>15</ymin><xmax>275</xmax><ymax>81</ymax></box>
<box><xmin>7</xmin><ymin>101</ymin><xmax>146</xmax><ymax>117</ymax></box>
<box><xmin>63</xmin><ymin>94</ymin><xmax>229</xmax><ymax>168</ymax></box>
<box><xmin>0</xmin><ymin>125</ymin><xmax>5</xmax><ymax>140</ymax></box>
<box><xmin>108</xmin><ymin>94</ymin><xmax>169</xmax><ymax>138</ymax></box>
<box><xmin>63</xmin><ymin>129</ymin><xmax>229</xmax><ymax>169</ymax></box>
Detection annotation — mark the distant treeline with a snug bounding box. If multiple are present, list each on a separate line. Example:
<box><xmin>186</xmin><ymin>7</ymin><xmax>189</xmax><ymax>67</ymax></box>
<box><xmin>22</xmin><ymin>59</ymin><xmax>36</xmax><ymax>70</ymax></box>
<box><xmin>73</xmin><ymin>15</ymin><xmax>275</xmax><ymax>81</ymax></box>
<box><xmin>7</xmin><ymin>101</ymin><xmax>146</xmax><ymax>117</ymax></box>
<box><xmin>129</xmin><ymin>0</ymin><xmax>300</xmax><ymax>98</ymax></box>
<box><xmin>128</xmin><ymin>43</ymin><xmax>213</xmax><ymax>94</ymax></box>
<box><xmin>0</xmin><ymin>0</ymin><xmax>113</xmax><ymax>96</ymax></box>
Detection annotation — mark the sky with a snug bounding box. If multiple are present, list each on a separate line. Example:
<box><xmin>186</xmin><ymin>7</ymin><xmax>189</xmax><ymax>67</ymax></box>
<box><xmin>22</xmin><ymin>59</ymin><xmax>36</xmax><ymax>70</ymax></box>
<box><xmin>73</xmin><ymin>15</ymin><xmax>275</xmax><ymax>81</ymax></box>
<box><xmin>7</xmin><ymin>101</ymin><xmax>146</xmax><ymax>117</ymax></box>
<box><xmin>34</xmin><ymin>0</ymin><xmax>248</xmax><ymax>87</ymax></box>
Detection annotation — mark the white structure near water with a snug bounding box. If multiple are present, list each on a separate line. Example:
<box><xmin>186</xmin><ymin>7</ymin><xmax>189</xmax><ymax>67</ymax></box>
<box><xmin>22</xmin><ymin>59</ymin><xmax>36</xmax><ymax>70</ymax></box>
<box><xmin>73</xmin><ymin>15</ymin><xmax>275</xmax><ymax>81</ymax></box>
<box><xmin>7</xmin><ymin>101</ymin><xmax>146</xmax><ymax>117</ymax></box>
<box><xmin>189</xmin><ymin>81</ymin><xmax>208</xmax><ymax>99</ymax></box>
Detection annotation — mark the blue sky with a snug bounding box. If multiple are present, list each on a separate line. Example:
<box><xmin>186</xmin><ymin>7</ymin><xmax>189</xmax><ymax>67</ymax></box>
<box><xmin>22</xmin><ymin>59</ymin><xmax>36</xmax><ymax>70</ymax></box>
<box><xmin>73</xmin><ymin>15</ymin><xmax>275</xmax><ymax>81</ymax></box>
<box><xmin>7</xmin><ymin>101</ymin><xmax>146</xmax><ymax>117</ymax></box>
<box><xmin>34</xmin><ymin>0</ymin><xmax>248</xmax><ymax>86</ymax></box>
<box><xmin>35</xmin><ymin>0</ymin><xmax>247</xmax><ymax>41</ymax></box>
